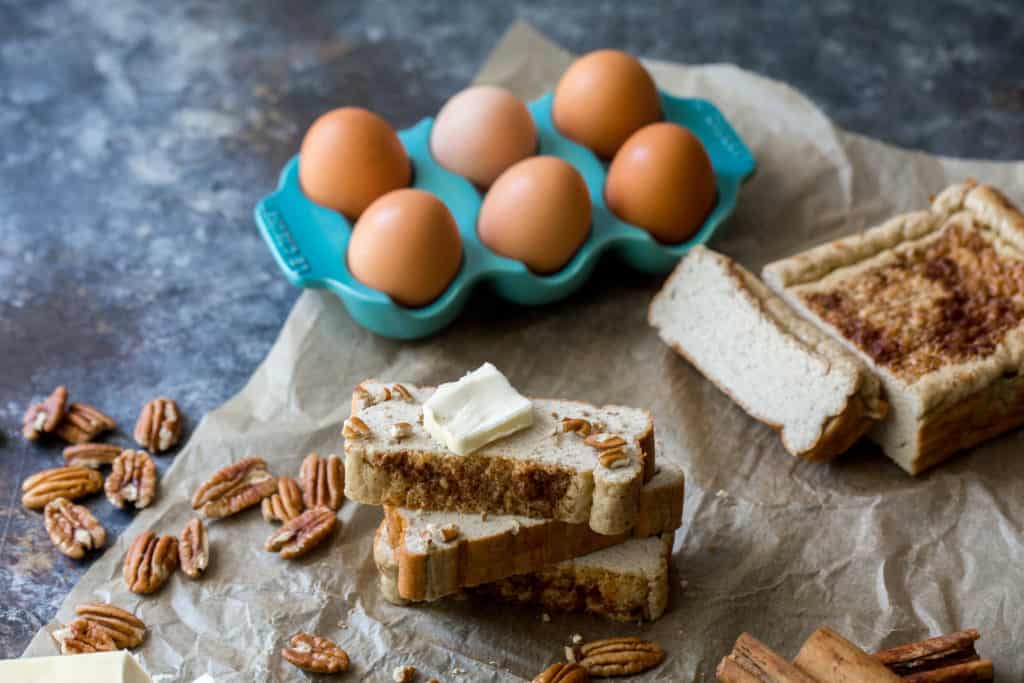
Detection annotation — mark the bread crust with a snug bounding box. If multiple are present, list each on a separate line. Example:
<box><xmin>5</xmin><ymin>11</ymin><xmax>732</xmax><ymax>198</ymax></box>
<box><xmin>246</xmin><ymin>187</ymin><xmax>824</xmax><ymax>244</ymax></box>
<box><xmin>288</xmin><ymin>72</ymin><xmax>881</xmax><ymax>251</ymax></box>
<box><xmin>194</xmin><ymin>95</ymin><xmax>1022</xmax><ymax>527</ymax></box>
<box><xmin>386</xmin><ymin>465</ymin><xmax>684</xmax><ymax>601</ymax></box>
<box><xmin>764</xmin><ymin>181</ymin><xmax>1024</xmax><ymax>474</ymax></box>
<box><xmin>345</xmin><ymin>382</ymin><xmax>655</xmax><ymax>535</ymax></box>
<box><xmin>374</xmin><ymin>520</ymin><xmax>672</xmax><ymax>622</ymax></box>
<box><xmin>650</xmin><ymin>246</ymin><xmax>885</xmax><ymax>462</ymax></box>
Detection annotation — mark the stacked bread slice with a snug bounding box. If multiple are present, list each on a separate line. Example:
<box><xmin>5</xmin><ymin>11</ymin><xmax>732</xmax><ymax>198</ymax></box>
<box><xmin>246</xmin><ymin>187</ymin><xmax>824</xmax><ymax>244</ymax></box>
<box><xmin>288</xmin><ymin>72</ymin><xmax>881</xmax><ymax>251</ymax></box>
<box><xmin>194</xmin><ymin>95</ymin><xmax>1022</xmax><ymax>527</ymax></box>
<box><xmin>345</xmin><ymin>379</ymin><xmax>685</xmax><ymax>622</ymax></box>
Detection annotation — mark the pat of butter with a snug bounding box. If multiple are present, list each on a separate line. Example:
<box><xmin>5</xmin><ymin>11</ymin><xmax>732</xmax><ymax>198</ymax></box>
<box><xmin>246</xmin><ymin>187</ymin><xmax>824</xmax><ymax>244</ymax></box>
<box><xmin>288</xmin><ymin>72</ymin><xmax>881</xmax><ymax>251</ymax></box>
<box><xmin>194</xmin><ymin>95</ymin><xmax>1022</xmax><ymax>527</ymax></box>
<box><xmin>0</xmin><ymin>651</ymin><xmax>151</xmax><ymax>683</ymax></box>
<box><xmin>423</xmin><ymin>362</ymin><xmax>533</xmax><ymax>455</ymax></box>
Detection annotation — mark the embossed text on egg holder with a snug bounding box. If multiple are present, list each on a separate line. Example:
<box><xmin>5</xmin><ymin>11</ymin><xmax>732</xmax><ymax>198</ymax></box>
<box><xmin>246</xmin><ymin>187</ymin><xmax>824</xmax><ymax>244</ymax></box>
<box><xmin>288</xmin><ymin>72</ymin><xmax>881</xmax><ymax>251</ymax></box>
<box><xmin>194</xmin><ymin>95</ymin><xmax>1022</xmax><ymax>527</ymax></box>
<box><xmin>255</xmin><ymin>91</ymin><xmax>756</xmax><ymax>339</ymax></box>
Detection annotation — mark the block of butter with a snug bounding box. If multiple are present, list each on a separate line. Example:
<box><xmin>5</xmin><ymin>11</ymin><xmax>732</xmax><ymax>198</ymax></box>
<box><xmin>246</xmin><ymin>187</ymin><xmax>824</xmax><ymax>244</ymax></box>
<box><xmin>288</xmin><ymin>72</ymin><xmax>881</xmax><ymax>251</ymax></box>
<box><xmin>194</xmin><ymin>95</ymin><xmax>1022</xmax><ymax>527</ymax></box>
<box><xmin>423</xmin><ymin>362</ymin><xmax>533</xmax><ymax>455</ymax></box>
<box><xmin>0</xmin><ymin>651</ymin><xmax>151</xmax><ymax>682</ymax></box>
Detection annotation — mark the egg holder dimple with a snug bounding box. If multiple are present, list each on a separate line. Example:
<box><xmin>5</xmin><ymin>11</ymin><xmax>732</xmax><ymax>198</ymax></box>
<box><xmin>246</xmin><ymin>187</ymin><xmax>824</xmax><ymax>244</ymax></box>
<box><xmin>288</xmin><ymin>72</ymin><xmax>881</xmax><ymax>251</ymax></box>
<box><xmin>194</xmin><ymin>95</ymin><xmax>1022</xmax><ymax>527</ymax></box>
<box><xmin>255</xmin><ymin>91</ymin><xmax>756</xmax><ymax>339</ymax></box>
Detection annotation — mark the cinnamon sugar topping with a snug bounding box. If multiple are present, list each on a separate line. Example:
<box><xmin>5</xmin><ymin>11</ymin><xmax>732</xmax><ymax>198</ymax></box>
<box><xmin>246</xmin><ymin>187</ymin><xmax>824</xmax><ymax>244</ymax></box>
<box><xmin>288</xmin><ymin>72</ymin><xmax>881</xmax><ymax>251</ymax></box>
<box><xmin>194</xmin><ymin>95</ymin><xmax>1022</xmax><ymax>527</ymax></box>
<box><xmin>803</xmin><ymin>219</ymin><xmax>1024</xmax><ymax>381</ymax></box>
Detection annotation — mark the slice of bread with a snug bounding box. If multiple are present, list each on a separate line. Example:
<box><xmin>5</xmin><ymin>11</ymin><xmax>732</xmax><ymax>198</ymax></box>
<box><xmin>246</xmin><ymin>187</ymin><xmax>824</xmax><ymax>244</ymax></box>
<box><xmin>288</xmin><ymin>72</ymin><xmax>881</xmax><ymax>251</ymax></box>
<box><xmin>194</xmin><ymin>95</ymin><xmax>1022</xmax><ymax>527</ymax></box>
<box><xmin>649</xmin><ymin>246</ymin><xmax>886</xmax><ymax>462</ymax></box>
<box><xmin>384</xmin><ymin>463</ymin><xmax>684</xmax><ymax>601</ymax></box>
<box><xmin>344</xmin><ymin>381</ymin><xmax>655</xmax><ymax>535</ymax></box>
<box><xmin>764</xmin><ymin>181</ymin><xmax>1024</xmax><ymax>474</ymax></box>
<box><xmin>375</xmin><ymin>520</ymin><xmax>673</xmax><ymax>622</ymax></box>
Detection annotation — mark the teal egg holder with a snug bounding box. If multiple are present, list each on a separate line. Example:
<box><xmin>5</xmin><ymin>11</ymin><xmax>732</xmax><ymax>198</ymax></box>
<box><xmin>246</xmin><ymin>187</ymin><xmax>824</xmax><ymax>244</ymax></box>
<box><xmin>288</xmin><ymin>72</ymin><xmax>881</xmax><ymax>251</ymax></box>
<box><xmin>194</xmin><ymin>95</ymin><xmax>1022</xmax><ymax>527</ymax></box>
<box><xmin>255</xmin><ymin>91</ymin><xmax>756</xmax><ymax>339</ymax></box>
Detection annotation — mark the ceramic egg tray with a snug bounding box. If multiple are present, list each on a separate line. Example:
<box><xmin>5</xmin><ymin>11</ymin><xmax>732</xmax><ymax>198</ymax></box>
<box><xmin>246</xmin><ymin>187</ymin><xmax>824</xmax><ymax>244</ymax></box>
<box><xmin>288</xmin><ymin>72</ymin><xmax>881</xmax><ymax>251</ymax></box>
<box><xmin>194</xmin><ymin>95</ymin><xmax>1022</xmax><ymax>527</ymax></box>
<box><xmin>255</xmin><ymin>91</ymin><xmax>756</xmax><ymax>339</ymax></box>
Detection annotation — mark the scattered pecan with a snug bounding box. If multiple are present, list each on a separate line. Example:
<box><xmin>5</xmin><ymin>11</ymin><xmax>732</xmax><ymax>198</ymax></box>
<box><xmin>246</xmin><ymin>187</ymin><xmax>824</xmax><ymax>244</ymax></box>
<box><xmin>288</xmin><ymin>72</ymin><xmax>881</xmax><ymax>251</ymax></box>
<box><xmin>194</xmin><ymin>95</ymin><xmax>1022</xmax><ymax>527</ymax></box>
<box><xmin>300</xmin><ymin>453</ymin><xmax>344</xmax><ymax>511</ymax></box>
<box><xmin>105</xmin><ymin>449</ymin><xmax>157</xmax><ymax>509</ymax></box>
<box><xmin>191</xmin><ymin>457</ymin><xmax>277</xmax><ymax>519</ymax></box>
<box><xmin>281</xmin><ymin>633</ymin><xmax>350</xmax><ymax>674</ymax></box>
<box><xmin>123</xmin><ymin>530</ymin><xmax>178</xmax><ymax>594</ymax></box>
<box><xmin>262</xmin><ymin>476</ymin><xmax>305</xmax><ymax>523</ymax></box>
<box><xmin>342</xmin><ymin>416</ymin><xmax>371</xmax><ymax>439</ymax></box>
<box><xmin>265</xmin><ymin>506</ymin><xmax>337</xmax><ymax>559</ymax></box>
<box><xmin>63</xmin><ymin>443</ymin><xmax>122</xmax><ymax>469</ymax></box>
<box><xmin>393</xmin><ymin>665</ymin><xmax>417</xmax><ymax>682</ymax></box>
<box><xmin>178</xmin><ymin>517</ymin><xmax>209</xmax><ymax>579</ymax></box>
<box><xmin>54</xmin><ymin>403</ymin><xmax>117</xmax><ymax>444</ymax></box>
<box><xmin>584</xmin><ymin>434</ymin><xmax>626</xmax><ymax>450</ymax></box>
<box><xmin>52</xmin><ymin>617</ymin><xmax>116</xmax><ymax>655</ymax></box>
<box><xmin>22</xmin><ymin>385</ymin><xmax>68</xmax><ymax>441</ymax></box>
<box><xmin>561</xmin><ymin>418</ymin><xmax>592</xmax><ymax>436</ymax></box>
<box><xmin>598</xmin><ymin>448</ymin><xmax>629</xmax><ymax>469</ymax></box>
<box><xmin>134</xmin><ymin>396</ymin><xmax>183</xmax><ymax>452</ymax></box>
<box><xmin>533</xmin><ymin>662</ymin><xmax>590</xmax><ymax>683</ymax></box>
<box><xmin>574</xmin><ymin>638</ymin><xmax>664</xmax><ymax>677</ymax></box>
<box><xmin>74</xmin><ymin>603</ymin><xmax>146</xmax><ymax>649</ymax></box>
<box><xmin>44</xmin><ymin>497</ymin><xmax>106</xmax><ymax>559</ymax></box>
<box><xmin>22</xmin><ymin>466</ymin><xmax>103</xmax><ymax>510</ymax></box>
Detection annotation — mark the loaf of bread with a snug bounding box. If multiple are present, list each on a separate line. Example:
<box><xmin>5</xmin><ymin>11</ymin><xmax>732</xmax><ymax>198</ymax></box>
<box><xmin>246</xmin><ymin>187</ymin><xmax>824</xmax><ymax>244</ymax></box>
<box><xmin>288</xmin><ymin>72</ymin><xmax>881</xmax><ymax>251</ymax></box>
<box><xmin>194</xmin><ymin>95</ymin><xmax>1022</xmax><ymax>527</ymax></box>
<box><xmin>764</xmin><ymin>181</ymin><xmax>1024</xmax><ymax>474</ymax></box>
<box><xmin>344</xmin><ymin>380</ymin><xmax>656</xmax><ymax>535</ymax></box>
<box><xmin>384</xmin><ymin>463</ymin><xmax>684</xmax><ymax>601</ymax></box>
<box><xmin>375</xmin><ymin>520</ymin><xmax>673</xmax><ymax>622</ymax></box>
<box><xmin>649</xmin><ymin>246</ymin><xmax>886</xmax><ymax>461</ymax></box>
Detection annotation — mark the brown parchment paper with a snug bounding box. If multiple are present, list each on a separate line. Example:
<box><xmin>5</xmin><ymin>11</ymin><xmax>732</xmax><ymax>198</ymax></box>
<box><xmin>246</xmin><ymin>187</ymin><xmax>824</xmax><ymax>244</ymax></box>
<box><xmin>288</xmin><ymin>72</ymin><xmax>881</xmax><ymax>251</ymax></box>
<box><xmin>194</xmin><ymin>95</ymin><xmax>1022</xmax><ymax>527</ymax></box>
<box><xmin>23</xmin><ymin>21</ymin><xmax>1024</xmax><ymax>681</ymax></box>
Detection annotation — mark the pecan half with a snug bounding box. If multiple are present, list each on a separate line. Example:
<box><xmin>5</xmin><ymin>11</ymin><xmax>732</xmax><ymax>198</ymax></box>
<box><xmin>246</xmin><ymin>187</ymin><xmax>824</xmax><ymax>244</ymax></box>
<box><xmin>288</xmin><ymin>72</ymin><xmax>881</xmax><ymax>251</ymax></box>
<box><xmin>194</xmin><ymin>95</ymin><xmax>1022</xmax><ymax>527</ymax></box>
<box><xmin>63</xmin><ymin>443</ymin><xmax>122</xmax><ymax>469</ymax></box>
<box><xmin>584</xmin><ymin>434</ymin><xmax>626</xmax><ymax>450</ymax></box>
<box><xmin>22</xmin><ymin>466</ymin><xmax>103</xmax><ymax>510</ymax></box>
<box><xmin>134</xmin><ymin>396</ymin><xmax>183</xmax><ymax>452</ymax></box>
<box><xmin>52</xmin><ymin>617</ymin><xmax>116</xmax><ymax>655</ymax></box>
<box><xmin>105</xmin><ymin>449</ymin><xmax>157</xmax><ymax>509</ymax></box>
<box><xmin>44</xmin><ymin>497</ymin><xmax>106</xmax><ymax>559</ymax></box>
<box><xmin>191</xmin><ymin>457</ymin><xmax>277</xmax><ymax>519</ymax></box>
<box><xmin>575</xmin><ymin>638</ymin><xmax>664</xmax><ymax>677</ymax></box>
<box><xmin>265</xmin><ymin>506</ymin><xmax>337</xmax><ymax>559</ymax></box>
<box><xmin>281</xmin><ymin>632</ymin><xmax>350</xmax><ymax>674</ymax></box>
<box><xmin>22</xmin><ymin>385</ymin><xmax>68</xmax><ymax>441</ymax></box>
<box><xmin>178</xmin><ymin>517</ymin><xmax>209</xmax><ymax>579</ymax></box>
<box><xmin>342</xmin><ymin>416</ymin><xmax>371</xmax><ymax>439</ymax></box>
<box><xmin>561</xmin><ymin>417</ymin><xmax>592</xmax><ymax>436</ymax></box>
<box><xmin>262</xmin><ymin>476</ymin><xmax>305</xmax><ymax>523</ymax></box>
<box><xmin>533</xmin><ymin>663</ymin><xmax>590</xmax><ymax>683</ymax></box>
<box><xmin>390</xmin><ymin>422</ymin><xmax>413</xmax><ymax>441</ymax></box>
<box><xmin>54</xmin><ymin>403</ymin><xmax>117</xmax><ymax>444</ymax></box>
<box><xmin>74</xmin><ymin>603</ymin><xmax>146</xmax><ymax>649</ymax></box>
<box><xmin>300</xmin><ymin>453</ymin><xmax>344</xmax><ymax>511</ymax></box>
<box><xmin>598</xmin><ymin>448</ymin><xmax>629</xmax><ymax>469</ymax></box>
<box><xmin>123</xmin><ymin>530</ymin><xmax>178</xmax><ymax>594</ymax></box>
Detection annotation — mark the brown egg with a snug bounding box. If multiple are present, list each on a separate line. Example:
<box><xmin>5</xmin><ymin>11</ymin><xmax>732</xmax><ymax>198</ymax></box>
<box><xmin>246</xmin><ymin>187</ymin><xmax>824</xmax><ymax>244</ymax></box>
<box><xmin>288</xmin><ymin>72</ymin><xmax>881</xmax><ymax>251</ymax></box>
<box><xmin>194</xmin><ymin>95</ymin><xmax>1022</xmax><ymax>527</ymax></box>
<box><xmin>478</xmin><ymin>156</ymin><xmax>591</xmax><ymax>274</ymax></box>
<box><xmin>347</xmin><ymin>189</ymin><xmax>462</xmax><ymax>307</ymax></box>
<box><xmin>552</xmin><ymin>50</ymin><xmax>662</xmax><ymax>159</ymax></box>
<box><xmin>605</xmin><ymin>122</ymin><xmax>716</xmax><ymax>244</ymax></box>
<box><xmin>430</xmin><ymin>86</ymin><xmax>537</xmax><ymax>188</ymax></box>
<box><xmin>299</xmin><ymin>107</ymin><xmax>412</xmax><ymax>220</ymax></box>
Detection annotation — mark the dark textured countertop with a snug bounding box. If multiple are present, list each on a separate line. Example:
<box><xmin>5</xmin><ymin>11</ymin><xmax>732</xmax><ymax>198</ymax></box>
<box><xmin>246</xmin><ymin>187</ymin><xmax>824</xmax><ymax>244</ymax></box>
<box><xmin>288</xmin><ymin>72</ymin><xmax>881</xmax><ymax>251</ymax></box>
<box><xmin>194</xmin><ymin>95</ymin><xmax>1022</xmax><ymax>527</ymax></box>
<box><xmin>1</xmin><ymin>0</ymin><xmax>1022</xmax><ymax>660</ymax></box>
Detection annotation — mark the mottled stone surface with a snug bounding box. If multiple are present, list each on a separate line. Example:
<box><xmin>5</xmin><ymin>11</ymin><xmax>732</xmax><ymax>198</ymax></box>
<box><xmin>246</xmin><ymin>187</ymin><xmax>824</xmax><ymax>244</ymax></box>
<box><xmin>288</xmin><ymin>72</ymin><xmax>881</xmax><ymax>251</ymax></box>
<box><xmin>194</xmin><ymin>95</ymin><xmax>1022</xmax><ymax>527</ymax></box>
<box><xmin>1</xmin><ymin>0</ymin><xmax>1021</xmax><ymax>659</ymax></box>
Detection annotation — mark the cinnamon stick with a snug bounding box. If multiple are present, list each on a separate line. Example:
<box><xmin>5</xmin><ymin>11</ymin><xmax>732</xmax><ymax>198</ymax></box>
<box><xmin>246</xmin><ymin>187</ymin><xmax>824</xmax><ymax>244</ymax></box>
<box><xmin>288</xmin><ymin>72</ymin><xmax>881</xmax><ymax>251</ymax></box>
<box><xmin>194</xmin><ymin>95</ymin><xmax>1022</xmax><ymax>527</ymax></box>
<box><xmin>717</xmin><ymin>633</ymin><xmax>819</xmax><ymax>683</ymax></box>
<box><xmin>875</xmin><ymin>630</ymin><xmax>984</xmax><ymax>677</ymax></box>
<box><xmin>902</xmin><ymin>659</ymin><xmax>994</xmax><ymax>683</ymax></box>
<box><xmin>794</xmin><ymin>626</ymin><xmax>902</xmax><ymax>683</ymax></box>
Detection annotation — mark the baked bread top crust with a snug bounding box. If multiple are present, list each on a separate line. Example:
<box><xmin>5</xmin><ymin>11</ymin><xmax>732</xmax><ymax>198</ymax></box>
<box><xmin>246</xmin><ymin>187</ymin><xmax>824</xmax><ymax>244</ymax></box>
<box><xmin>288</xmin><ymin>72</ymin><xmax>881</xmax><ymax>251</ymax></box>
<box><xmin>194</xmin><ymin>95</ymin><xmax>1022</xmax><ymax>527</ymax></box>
<box><xmin>764</xmin><ymin>181</ymin><xmax>1024</xmax><ymax>414</ymax></box>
